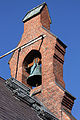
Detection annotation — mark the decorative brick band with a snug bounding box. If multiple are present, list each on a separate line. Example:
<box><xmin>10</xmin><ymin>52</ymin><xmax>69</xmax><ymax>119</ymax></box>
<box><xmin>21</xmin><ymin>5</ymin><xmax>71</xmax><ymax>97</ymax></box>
<box><xmin>62</xmin><ymin>95</ymin><xmax>74</xmax><ymax>110</ymax></box>
<box><xmin>53</xmin><ymin>53</ymin><xmax>64</xmax><ymax>64</ymax></box>
<box><xmin>55</xmin><ymin>44</ymin><xmax>65</xmax><ymax>55</ymax></box>
<box><xmin>57</xmin><ymin>38</ymin><xmax>67</xmax><ymax>49</ymax></box>
<box><xmin>62</xmin><ymin>108</ymin><xmax>77</xmax><ymax>120</ymax></box>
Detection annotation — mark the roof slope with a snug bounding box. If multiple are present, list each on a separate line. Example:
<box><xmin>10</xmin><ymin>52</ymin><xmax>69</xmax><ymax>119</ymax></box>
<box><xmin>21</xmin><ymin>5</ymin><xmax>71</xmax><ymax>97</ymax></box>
<box><xmin>0</xmin><ymin>77</ymin><xmax>76</xmax><ymax>120</ymax></box>
<box><xmin>0</xmin><ymin>77</ymin><xmax>40</xmax><ymax>120</ymax></box>
<box><xmin>0</xmin><ymin>77</ymin><xmax>58</xmax><ymax>120</ymax></box>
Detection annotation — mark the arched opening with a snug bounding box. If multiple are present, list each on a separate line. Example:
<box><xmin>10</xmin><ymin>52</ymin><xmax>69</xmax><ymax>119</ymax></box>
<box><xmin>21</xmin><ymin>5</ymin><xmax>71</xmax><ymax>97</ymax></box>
<box><xmin>22</xmin><ymin>50</ymin><xmax>42</xmax><ymax>88</ymax></box>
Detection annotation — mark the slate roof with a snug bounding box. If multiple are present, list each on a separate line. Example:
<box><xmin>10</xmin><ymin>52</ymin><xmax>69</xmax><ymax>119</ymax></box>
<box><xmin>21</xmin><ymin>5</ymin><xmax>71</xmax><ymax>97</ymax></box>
<box><xmin>22</xmin><ymin>2</ymin><xmax>51</xmax><ymax>23</ymax></box>
<box><xmin>0</xmin><ymin>77</ymin><xmax>40</xmax><ymax>120</ymax></box>
<box><xmin>0</xmin><ymin>77</ymin><xmax>58</xmax><ymax>120</ymax></box>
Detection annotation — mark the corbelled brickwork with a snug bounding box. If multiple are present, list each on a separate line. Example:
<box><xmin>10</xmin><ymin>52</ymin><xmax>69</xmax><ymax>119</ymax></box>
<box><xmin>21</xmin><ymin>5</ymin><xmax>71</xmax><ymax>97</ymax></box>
<box><xmin>9</xmin><ymin>3</ymin><xmax>76</xmax><ymax>120</ymax></box>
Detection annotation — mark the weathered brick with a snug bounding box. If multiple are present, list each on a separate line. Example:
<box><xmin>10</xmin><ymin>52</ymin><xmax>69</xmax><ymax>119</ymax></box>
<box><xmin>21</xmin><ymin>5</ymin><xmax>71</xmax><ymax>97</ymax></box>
<box><xmin>8</xmin><ymin>4</ymin><xmax>75</xmax><ymax>120</ymax></box>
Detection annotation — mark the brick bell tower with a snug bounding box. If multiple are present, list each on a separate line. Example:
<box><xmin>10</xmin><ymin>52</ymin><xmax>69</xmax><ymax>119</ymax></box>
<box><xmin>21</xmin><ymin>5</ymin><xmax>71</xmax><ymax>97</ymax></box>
<box><xmin>9</xmin><ymin>2</ymin><xmax>76</xmax><ymax>120</ymax></box>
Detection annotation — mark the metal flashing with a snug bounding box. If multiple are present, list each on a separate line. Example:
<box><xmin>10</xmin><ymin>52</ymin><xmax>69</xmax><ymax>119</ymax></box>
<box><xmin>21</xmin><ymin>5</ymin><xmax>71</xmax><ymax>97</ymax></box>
<box><xmin>42</xmin><ymin>26</ymin><xmax>57</xmax><ymax>38</ymax></box>
<box><xmin>55</xmin><ymin>81</ymin><xmax>76</xmax><ymax>100</ymax></box>
<box><xmin>42</xmin><ymin>26</ymin><xmax>67</xmax><ymax>49</ymax></box>
<box><xmin>23</xmin><ymin>2</ymin><xmax>46</xmax><ymax>22</ymax></box>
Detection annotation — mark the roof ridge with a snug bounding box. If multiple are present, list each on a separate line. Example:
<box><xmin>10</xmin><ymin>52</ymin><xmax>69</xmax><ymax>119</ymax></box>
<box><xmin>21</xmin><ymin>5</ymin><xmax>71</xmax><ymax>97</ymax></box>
<box><xmin>22</xmin><ymin>2</ymin><xmax>47</xmax><ymax>22</ymax></box>
<box><xmin>27</xmin><ymin>2</ymin><xmax>46</xmax><ymax>14</ymax></box>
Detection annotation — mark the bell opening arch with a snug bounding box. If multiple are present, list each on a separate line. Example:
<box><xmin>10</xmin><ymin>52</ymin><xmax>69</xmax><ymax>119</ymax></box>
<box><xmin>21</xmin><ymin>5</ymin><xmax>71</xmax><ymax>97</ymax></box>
<box><xmin>22</xmin><ymin>50</ymin><xmax>42</xmax><ymax>88</ymax></box>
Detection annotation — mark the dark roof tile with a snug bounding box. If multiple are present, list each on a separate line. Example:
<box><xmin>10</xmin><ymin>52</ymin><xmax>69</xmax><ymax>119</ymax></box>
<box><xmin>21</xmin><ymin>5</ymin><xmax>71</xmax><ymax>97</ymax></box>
<box><xmin>0</xmin><ymin>77</ymin><xmax>58</xmax><ymax>120</ymax></box>
<box><xmin>0</xmin><ymin>77</ymin><xmax>40</xmax><ymax>120</ymax></box>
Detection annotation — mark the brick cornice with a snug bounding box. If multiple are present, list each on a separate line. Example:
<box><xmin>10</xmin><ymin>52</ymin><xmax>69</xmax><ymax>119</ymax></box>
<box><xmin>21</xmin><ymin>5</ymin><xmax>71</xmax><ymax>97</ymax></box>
<box><xmin>53</xmin><ymin>53</ymin><xmax>64</xmax><ymax>64</ymax></box>
<box><xmin>57</xmin><ymin>38</ymin><xmax>67</xmax><ymax>49</ymax></box>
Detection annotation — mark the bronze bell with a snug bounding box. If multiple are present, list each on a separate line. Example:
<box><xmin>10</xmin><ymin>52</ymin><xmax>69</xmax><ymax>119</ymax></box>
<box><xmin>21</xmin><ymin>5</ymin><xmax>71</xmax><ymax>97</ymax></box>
<box><xmin>27</xmin><ymin>59</ymin><xmax>42</xmax><ymax>87</ymax></box>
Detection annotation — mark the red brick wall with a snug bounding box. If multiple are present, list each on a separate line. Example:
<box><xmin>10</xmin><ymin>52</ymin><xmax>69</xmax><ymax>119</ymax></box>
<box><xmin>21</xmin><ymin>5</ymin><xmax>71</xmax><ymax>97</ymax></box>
<box><xmin>41</xmin><ymin>5</ymin><xmax>51</xmax><ymax>30</ymax></box>
<box><xmin>53</xmin><ymin>41</ymin><xmax>65</xmax><ymax>88</ymax></box>
<box><xmin>9</xmin><ymin>5</ymin><xmax>74</xmax><ymax>120</ymax></box>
